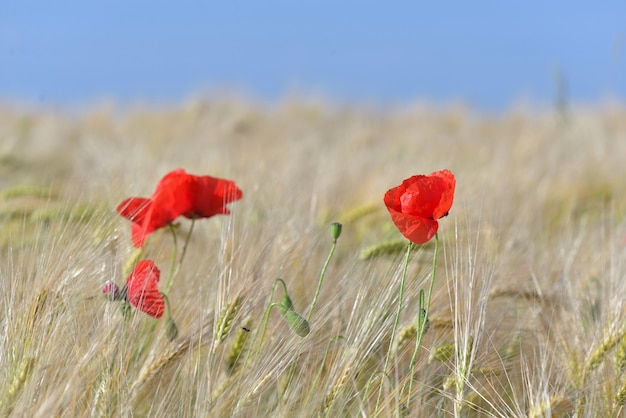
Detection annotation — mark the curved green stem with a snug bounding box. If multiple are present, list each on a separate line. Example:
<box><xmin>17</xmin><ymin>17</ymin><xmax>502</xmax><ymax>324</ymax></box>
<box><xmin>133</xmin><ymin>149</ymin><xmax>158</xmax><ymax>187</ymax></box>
<box><xmin>252</xmin><ymin>279</ymin><xmax>288</xmax><ymax>362</ymax></box>
<box><xmin>375</xmin><ymin>242</ymin><xmax>412</xmax><ymax>414</ymax></box>
<box><xmin>162</xmin><ymin>293</ymin><xmax>173</xmax><ymax>319</ymax></box>
<box><xmin>307</xmin><ymin>237</ymin><xmax>338</xmax><ymax>322</ymax></box>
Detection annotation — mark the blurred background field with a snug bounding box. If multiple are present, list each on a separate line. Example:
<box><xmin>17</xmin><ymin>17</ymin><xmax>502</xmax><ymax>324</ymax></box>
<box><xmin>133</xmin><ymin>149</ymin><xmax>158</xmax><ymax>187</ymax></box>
<box><xmin>1</xmin><ymin>100</ymin><xmax>626</xmax><ymax>416</ymax></box>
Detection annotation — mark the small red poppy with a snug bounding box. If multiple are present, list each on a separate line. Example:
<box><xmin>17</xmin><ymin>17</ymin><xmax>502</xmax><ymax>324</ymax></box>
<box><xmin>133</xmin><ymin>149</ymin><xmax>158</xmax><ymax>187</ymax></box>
<box><xmin>117</xmin><ymin>169</ymin><xmax>243</xmax><ymax>247</ymax></box>
<box><xmin>125</xmin><ymin>260</ymin><xmax>165</xmax><ymax>318</ymax></box>
<box><xmin>384</xmin><ymin>169</ymin><xmax>456</xmax><ymax>244</ymax></box>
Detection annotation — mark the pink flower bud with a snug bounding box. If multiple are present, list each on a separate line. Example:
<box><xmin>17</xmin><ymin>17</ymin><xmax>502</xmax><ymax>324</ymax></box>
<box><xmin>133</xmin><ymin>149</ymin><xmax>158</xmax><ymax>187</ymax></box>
<box><xmin>102</xmin><ymin>281</ymin><xmax>121</xmax><ymax>300</ymax></box>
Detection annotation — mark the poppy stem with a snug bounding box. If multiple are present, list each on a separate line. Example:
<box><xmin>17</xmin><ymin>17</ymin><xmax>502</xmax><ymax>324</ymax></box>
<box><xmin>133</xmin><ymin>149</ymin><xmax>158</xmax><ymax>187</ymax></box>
<box><xmin>162</xmin><ymin>293</ymin><xmax>179</xmax><ymax>340</ymax></box>
<box><xmin>163</xmin><ymin>219</ymin><xmax>196</xmax><ymax>295</ymax></box>
<box><xmin>376</xmin><ymin>241</ymin><xmax>412</xmax><ymax>413</ymax></box>
<box><xmin>306</xmin><ymin>226</ymin><xmax>340</xmax><ymax>322</ymax></box>
<box><xmin>163</xmin><ymin>224</ymin><xmax>179</xmax><ymax>295</ymax></box>
<box><xmin>178</xmin><ymin>218</ymin><xmax>196</xmax><ymax>269</ymax></box>
<box><xmin>405</xmin><ymin>232</ymin><xmax>439</xmax><ymax>409</ymax></box>
<box><xmin>162</xmin><ymin>292</ymin><xmax>173</xmax><ymax>319</ymax></box>
<box><xmin>251</xmin><ymin>279</ymin><xmax>287</xmax><ymax>363</ymax></box>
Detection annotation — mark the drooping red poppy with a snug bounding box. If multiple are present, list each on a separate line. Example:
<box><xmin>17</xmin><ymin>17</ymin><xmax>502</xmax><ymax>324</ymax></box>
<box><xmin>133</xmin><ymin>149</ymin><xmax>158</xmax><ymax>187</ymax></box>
<box><xmin>384</xmin><ymin>169</ymin><xmax>456</xmax><ymax>244</ymax></box>
<box><xmin>125</xmin><ymin>260</ymin><xmax>165</xmax><ymax>318</ymax></box>
<box><xmin>117</xmin><ymin>169</ymin><xmax>243</xmax><ymax>247</ymax></box>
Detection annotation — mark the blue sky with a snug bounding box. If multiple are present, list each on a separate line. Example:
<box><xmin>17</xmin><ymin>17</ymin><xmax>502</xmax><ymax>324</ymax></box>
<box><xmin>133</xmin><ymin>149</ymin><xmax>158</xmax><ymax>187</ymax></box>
<box><xmin>1</xmin><ymin>1</ymin><xmax>624</xmax><ymax>110</ymax></box>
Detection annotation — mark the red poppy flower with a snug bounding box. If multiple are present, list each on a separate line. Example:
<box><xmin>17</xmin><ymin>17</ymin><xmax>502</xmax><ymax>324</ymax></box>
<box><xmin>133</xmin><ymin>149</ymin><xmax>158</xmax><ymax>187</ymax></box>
<box><xmin>117</xmin><ymin>169</ymin><xmax>243</xmax><ymax>247</ymax></box>
<box><xmin>384</xmin><ymin>169</ymin><xmax>456</xmax><ymax>244</ymax></box>
<box><xmin>125</xmin><ymin>260</ymin><xmax>165</xmax><ymax>318</ymax></box>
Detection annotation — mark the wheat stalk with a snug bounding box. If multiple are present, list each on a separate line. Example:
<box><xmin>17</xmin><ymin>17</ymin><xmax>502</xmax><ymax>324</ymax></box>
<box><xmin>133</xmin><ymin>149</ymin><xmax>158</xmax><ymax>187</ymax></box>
<box><xmin>360</xmin><ymin>240</ymin><xmax>414</xmax><ymax>261</ymax></box>
<box><xmin>214</xmin><ymin>297</ymin><xmax>243</xmax><ymax>347</ymax></box>
<box><xmin>586</xmin><ymin>324</ymin><xmax>626</xmax><ymax>372</ymax></box>
<box><xmin>225</xmin><ymin>317</ymin><xmax>252</xmax><ymax>375</ymax></box>
<box><xmin>130</xmin><ymin>336</ymin><xmax>192</xmax><ymax>399</ymax></box>
<box><xmin>0</xmin><ymin>357</ymin><xmax>35</xmax><ymax>416</ymax></box>
<box><xmin>321</xmin><ymin>363</ymin><xmax>353</xmax><ymax>415</ymax></box>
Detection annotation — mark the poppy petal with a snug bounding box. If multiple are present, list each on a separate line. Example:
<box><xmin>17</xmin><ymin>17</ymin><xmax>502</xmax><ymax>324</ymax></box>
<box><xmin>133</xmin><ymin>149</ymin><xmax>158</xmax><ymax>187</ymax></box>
<box><xmin>125</xmin><ymin>260</ymin><xmax>165</xmax><ymax>318</ymax></box>
<box><xmin>117</xmin><ymin>197</ymin><xmax>152</xmax><ymax>223</ymax></box>
<box><xmin>383</xmin><ymin>182</ymin><xmax>404</xmax><ymax>213</ymax></box>
<box><xmin>130</xmin><ymin>223</ymin><xmax>150</xmax><ymax>248</ymax></box>
<box><xmin>183</xmin><ymin>175</ymin><xmax>243</xmax><ymax>218</ymax></box>
<box><xmin>430</xmin><ymin>169</ymin><xmax>456</xmax><ymax>219</ymax></box>
<box><xmin>388</xmin><ymin>209</ymin><xmax>439</xmax><ymax>244</ymax></box>
<box><xmin>147</xmin><ymin>170</ymin><xmax>194</xmax><ymax>228</ymax></box>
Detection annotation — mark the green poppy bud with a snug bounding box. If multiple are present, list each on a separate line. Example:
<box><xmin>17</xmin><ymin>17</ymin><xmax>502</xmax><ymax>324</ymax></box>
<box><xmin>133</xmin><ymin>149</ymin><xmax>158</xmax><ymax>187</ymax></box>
<box><xmin>165</xmin><ymin>317</ymin><xmax>179</xmax><ymax>341</ymax></box>
<box><xmin>280</xmin><ymin>292</ymin><xmax>294</xmax><ymax>314</ymax></box>
<box><xmin>284</xmin><ymin>310</ymin><xmax>310</xmax><ymax>337</ymax></box>
<box><xmin>330</xmin><ymin>222</ymin><xmax>343</xmax><ymax>241</ymax></box>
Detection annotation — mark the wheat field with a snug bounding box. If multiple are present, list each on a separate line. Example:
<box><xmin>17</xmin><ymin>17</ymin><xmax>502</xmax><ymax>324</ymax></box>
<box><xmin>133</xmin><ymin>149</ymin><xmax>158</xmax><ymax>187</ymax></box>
<box><xmin>1</xmin><ymin>99</ymin><xmax>626</xmax><ymax>417</ymax></box>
